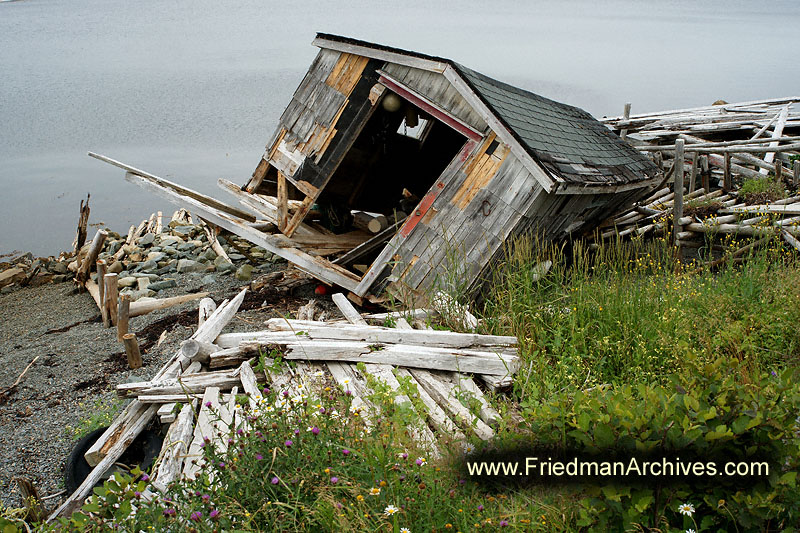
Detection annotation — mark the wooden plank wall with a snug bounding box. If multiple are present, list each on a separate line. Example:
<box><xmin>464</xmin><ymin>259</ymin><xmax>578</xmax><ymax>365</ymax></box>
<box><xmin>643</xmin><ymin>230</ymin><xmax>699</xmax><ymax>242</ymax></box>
<box><xmin>248</xmin><ymin>49</ymin><xmax>371</xmax><ymax>188</ymax></box>
<box><xmin>381</xmin><ymin>63</ymin><xmax>488</xmax><ymax>133</ymax></box>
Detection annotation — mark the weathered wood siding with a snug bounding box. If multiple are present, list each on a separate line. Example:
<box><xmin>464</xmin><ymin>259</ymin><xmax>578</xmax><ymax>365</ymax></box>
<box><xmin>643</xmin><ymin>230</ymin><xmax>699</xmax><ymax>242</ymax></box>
<box><xmin>379</xmin><ymin>143</ymin><xmax>648</xmax><ymax>300</ymax></box>
<box><xmin>255</xmin><ymin>49</ymin><xmax>373</xmax><ymax>184</ymax></box>
<box><xmin>381</xmin><ymin>63</ymin><xmax>488</xmax><ymax>134</ymax></box>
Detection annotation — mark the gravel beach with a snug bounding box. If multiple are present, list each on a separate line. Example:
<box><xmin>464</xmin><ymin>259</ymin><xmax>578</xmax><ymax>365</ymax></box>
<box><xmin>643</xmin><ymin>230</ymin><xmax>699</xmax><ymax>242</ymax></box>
<box><xmin>0</xmin><ymin>263</ymin><xmax>324</xmax><ymax>510</ymax></box>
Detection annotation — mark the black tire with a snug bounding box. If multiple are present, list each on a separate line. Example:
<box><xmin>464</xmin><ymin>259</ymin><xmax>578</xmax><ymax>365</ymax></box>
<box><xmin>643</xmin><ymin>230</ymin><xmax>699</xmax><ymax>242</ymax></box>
<box><xmin>64</xmin><ymin>425</ymin><xmax>164</xmax><ymax>494</ymax></box>
<box><xmin>64</xmin><ymin>427</ymin><xmax>108</xmax><ymax>494</ymax></box>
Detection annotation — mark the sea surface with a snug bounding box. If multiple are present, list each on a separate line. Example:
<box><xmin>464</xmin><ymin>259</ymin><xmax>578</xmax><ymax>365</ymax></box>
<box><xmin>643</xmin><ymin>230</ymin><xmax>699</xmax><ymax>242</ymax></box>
<box><xmin>1</xmin><ymin>0</ymin><xmax>799</xmax><ymax>256</ymax></box>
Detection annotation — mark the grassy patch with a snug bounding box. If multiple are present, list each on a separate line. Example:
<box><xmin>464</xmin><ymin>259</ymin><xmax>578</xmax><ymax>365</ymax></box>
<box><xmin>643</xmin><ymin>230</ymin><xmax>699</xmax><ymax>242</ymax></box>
<box><xmin>739</xmin><ymin>176</ymin><xmax>786</xmax><ymax>205</ymax></box>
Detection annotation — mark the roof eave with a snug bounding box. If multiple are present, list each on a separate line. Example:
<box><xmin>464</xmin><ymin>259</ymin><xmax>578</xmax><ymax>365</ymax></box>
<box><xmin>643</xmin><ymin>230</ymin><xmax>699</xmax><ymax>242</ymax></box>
<box><xmin>312</xmin><ymin>34</ymin><xmax>449</xmax><ymax>73</ymax></box>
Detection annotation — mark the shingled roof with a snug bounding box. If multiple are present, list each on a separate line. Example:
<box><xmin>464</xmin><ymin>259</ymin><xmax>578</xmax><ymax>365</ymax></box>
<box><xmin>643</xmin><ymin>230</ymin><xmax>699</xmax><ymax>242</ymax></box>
<box><xmin>453</xmin><ymin>64</ymin><xmax>658</xmax><ymax>185</ymax></box>
<box><xmin>313</xmin><ymin>33</ymin><xmax>659</xmax><ymax>188</ymax></box>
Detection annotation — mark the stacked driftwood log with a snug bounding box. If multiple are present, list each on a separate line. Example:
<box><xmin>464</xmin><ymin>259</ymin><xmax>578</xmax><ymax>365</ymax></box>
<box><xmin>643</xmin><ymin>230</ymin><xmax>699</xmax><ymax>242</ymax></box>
<box><xmin>598</xmin><ymin>97</ymin><xmax>800</xmax><ymax>253</ymax></box>
<box><xmin>48</xmin><ymin>288</ymin><xmax>519</xmax><ymax>521</ymax></box>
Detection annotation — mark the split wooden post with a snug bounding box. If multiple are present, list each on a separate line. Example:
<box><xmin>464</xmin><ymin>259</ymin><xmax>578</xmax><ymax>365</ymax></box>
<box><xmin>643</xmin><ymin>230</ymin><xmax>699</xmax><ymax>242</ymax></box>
<box><xmin>688</xmin><ymin>151</ymin><xmax>699</xmax><ymax>193</ymax></box>
<box><xmin>104</xmin><ymin>273</ymin><xmax>119</xmax><ymax>327</ymax></box>
<box><xmin>673</xmin><ymin>139</ymin><xmax>685</xmax><ymax>246</ymax></box>
<box><xmin>117</xmin><ymin>295</ymin><xmax>131</xmax><ymax>343</ymax></box>
<box><xmin>76</xmin><ymin>229</ymin><xmax>108</xmax><ymax>284</ymax></box>
<box><xmin>123</xmin><ymin>333</ymin><xmax>143</xmax><ymax>369</ymax></box>
<box><xmin>723</xmin><ymin>152</ymin><xmax>732</xmax><ymax>192</ymax></box>
<box><xmin>277</xmin><ymin>171</ymin><xmax>289</xmax><ymax>231</ymax></box>
<box><xmin>620</xmin><ymin>102</ymin><xmax>631</xmax><ymax>141</ymax></box>
<box><xmin>96</xmin><ymin>260</ymin><xmax>108</xmax><ymax>327</ymax></box>
<box><xmin>73</xmin><ymin>194</ymin><xmax>91</xmax><ymax>256</ymax></box>
<box><xmin>155</xmin><ymin>211</ymin><xmax>163</xmax><ymax>234</ymax></box>
<box><xmin>794</xmin><ymin>161</ymin><xmax>800</xmax><ymax>188</ymax></box>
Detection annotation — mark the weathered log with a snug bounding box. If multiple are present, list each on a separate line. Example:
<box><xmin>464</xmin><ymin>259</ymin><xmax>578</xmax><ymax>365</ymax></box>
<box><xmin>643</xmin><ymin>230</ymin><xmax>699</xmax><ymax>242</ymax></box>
<box><xmin>118</xmin><ymin>370</ymin><xmax>243</xmax><ymax>398</ymax></box>
<box><xmin>673</xmin><ymin>139</ymin><xmax>685</xmax><ymax>245</ymax></box>
<box><xmin>209</xmin><ymin>346</ymin><xmax>261</xmax><ymax>369</ymax></box>
<box><xmin>352</xmin><ymin>211</ymin><xmax>389</xmax><ymax>234</ymax></box>
<box><xmin>128</xmin><ymin>292</ymin><xmax>211</xmax><ymax>318</ymax></box>
<box><xmin>76</xmin><ymin>229</ymin><xmax>107</xmax><ymax>284</ymax></box>
<box><xmin>242</xmin><ymin>339</ymin><xmax>519</xmax><ymax>376</ymax></box>
<box><xmin>215</xmin><ymin>320</ymin><xmax>517</xmax><ymax>349</ymax></box>
<box><xmin>180</xmin><ymin>338</ymin><xmax>221</xmax><ymax>364</ymax></box>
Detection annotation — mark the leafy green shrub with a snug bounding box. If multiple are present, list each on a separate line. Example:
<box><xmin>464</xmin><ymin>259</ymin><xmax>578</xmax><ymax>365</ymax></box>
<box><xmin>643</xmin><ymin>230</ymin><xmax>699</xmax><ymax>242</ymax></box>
<box><xmin>511</xmin><ymin>357</ymin><xmax>800</xmax><ymax>531</ymax></box>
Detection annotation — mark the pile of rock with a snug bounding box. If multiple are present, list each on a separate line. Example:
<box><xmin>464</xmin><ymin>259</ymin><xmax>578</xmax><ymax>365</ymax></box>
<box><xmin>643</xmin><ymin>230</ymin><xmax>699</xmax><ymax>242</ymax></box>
<box><xmin>1</xmin><ymin>218</ymin><xmax>283</xmax><ymax>299</ymax></box>
<box><xmin>0</xmin><ymin>253</ymin><xmax>74</xmax><ymax>293</ymax></box>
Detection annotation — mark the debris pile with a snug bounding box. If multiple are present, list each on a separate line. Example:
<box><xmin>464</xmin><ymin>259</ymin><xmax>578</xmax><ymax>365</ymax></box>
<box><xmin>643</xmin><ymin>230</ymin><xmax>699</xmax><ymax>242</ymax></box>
<box><xmin>598</xmin><ymin>97</ymin><xmax>800</xmax><ymax>254</ymax></box>
<box><xmin>48</xmin><ymin>288</ymin><xmax>519</xmax><ymax>521</ymax></box>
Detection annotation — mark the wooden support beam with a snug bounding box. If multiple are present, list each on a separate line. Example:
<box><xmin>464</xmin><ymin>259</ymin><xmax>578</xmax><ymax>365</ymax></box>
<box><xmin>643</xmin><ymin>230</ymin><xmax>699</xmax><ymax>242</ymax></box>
<box><xmin>688</xmin><ymin>151</ymin><xmax>699</xmax><ymax>193</ymax></box>
<box><xmin>723</xmin><ymin>153</ymin><xmax>732</xmax><ymax>192</ymax></box>
<box><xmin>277</xmin><ymin>171</ymin><xmax>289</xmax><ymax>231</ymax></box>
<box><xmin>104</xmin><ymin>164</ymin><xmax>360</xmax><ymax>291</ymax></box>
<box><xmin>794</xmin><ymin>161</ymin><xmax>800</xmax><ymax>188</ymax></box>
<box><xmin>282</xmin><ymin>195</ymin><xmax>316</xmax><ymax>238</ymax></box>
<box><xmin>128</xmin><ymin>292</ymin><xmax>210</xmax><ymax>318</ymax></box>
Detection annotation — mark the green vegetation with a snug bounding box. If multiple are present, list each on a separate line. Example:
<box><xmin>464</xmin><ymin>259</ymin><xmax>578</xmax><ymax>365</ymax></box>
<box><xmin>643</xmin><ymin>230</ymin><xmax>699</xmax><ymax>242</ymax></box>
<box><xmin>64</xmin><ymin>396</ymin><xmax>124</xmax><ymax>441</ymax></box>
<box><xmin>739</xmin><ymin>176</ymin><xmax>787</xmax><ymax>205</ymax></box>
<box><xmin>5</xmin><ymin>234</ymin><xmax>800</xmax><ymax>532</ymax></box>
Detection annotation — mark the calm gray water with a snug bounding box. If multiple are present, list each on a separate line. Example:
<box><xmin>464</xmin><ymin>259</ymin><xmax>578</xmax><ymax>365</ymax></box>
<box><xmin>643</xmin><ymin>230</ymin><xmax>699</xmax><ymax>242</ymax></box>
<box><xmin>1</xmin><ymin>0</ymin><xmax>799</xmax><ymax>256</ymax></box>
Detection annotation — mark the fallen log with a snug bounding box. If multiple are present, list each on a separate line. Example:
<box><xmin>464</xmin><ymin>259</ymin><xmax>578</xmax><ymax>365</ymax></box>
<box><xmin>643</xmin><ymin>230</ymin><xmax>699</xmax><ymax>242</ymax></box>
<box><xmin>128</xmin><ymin>291</ymin><xmax>211</xmax><ymax>318</ymax></box>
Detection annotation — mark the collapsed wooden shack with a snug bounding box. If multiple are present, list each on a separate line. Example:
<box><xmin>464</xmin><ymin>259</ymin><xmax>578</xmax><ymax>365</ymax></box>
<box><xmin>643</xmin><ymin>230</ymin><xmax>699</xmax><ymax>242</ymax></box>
<box><xmin>92</xmin><ymin>33</ymin><xmax>660</xmax><ymax>304</ymax></box>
